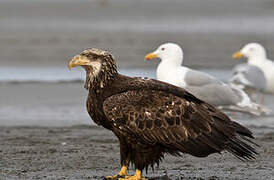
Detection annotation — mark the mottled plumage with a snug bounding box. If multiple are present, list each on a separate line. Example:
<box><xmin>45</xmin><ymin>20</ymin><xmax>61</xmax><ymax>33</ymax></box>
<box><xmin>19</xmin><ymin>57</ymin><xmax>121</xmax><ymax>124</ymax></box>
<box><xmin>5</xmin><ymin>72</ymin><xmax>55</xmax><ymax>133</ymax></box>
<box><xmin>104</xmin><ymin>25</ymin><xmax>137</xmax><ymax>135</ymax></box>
<box><xmin>69</xmin><ymin>48</ymin><xmax>258</xmax><ymax>179</ymax></box>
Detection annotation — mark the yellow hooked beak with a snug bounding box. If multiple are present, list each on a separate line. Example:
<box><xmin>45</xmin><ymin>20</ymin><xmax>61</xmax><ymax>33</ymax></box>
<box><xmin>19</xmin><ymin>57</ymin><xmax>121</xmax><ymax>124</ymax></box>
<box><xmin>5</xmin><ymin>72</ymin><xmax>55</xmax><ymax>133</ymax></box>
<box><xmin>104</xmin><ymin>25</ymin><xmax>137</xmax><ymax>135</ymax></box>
<box><xmin>144</xmin><ymin>53</ymin><xmax>158</xmax><ymax>61</ymax></box>
<box><xmin>68</xmin><ymin>55</ymin><xmax>91</xmax><ymax>71</ymax></box>
<box><xmin>233</xmin><ymin>51</ymin><xmax>244</xmax><ymax>59</ymax></box>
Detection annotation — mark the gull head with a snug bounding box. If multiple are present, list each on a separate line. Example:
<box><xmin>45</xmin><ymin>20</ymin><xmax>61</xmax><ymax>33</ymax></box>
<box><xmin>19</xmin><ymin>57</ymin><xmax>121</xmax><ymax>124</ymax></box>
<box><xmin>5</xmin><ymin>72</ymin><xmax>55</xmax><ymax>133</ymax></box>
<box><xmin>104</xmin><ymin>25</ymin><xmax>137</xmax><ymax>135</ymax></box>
<box><xmin>233</xmin><ymin>43</ymin><xmax>267</xmax><ymax>61</ymax></box>
<box><xmin>145</xmin><ymin>43</ymin><xmax>184</xmax><ymax>65</ymax></box>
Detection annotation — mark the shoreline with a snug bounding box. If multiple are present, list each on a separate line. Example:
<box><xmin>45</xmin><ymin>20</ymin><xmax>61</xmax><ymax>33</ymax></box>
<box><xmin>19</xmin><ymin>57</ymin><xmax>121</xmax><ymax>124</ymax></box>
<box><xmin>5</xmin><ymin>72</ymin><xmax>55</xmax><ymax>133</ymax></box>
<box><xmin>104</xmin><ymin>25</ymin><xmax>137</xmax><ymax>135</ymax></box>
<box><xmin>1</xmin><ymin>81</ymin><xmax>274</xmax><ymax>127</ymax></box>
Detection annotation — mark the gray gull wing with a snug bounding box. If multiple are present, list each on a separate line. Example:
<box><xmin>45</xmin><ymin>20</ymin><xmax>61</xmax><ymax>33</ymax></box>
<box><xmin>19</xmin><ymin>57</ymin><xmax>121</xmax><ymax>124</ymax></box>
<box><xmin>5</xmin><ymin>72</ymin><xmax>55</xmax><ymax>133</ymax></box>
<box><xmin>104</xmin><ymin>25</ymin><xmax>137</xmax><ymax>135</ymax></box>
<box><xmin>185</xmin><ymin>83</ymin><xmax>240</xmax><ymax>106</ymax></box>
<box><xmin>184</xmin><ymin>69</ymin><xmax>222</xmax><ymax>86</ymax></box>
<box><xmin>230</xmin><ymin>64</ymin><xmax>266</xmax><ymax>91</ymax></box>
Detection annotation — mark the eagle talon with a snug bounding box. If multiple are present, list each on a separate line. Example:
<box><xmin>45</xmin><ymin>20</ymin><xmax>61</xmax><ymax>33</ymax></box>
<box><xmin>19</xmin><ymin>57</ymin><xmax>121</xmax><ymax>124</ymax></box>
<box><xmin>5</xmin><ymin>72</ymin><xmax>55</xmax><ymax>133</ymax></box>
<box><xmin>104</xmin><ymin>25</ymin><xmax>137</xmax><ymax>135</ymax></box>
<box><xmin>105</xmin><ymin>175</ymin><xmax>127</xmax><ymax>180</ymax></box>
<box><xmin>118</xmin><ymin>169</ymin><xmax>147</xmax><ymax>180</ymax></box>
<box><xmin>117</xmin><ymin>175</ymin><xmax>126</xmax><ymax>178</ymax></box>
<box><xmin>105</xmin><ymin>165</ymin><xmax>128</xmax><ymax>180</ymax></box>
<box><xmin>104</xmin><ymin>175</ymin><xmax>117</xmax><ymax>180</ymax></box>
<box><xmin>118</xmin><ymin>177</ymin><xmax>147</xmax><ymax>180</ymax></box>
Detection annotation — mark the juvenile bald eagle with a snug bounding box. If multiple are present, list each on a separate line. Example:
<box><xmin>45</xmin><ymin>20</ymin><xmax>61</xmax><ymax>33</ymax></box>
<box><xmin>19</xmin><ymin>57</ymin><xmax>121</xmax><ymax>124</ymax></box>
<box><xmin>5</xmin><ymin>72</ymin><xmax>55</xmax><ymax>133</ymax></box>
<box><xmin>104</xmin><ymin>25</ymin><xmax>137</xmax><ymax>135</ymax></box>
<box><xmin>68</xmin><ymin>48</ymin><xmax>258</xmax><ymax>180</ymax></box>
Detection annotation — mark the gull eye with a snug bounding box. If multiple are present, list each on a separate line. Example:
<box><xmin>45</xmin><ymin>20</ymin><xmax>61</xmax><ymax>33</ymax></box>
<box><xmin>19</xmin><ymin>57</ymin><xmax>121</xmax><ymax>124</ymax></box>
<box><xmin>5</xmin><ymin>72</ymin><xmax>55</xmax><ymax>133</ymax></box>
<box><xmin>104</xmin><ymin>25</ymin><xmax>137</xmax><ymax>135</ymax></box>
<box><xmin>249</xmin><ymin>47</ymin><xmax>254</xmax><ymax>51</ymax></box>
<box><xmin>161</xmin><ymin>48</ymin><xmax>165</xmax><ymax>51</ymax></box>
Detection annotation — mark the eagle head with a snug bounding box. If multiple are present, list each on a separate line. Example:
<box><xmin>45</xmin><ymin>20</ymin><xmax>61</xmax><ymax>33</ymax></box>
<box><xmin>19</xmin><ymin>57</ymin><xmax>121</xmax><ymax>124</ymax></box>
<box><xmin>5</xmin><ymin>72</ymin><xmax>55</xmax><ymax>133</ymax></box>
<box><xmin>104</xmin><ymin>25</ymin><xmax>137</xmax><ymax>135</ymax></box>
<box><xmin>68</xmin><ymin>48</ymin><xmax>118</xmax><ymax>89</ymax></box>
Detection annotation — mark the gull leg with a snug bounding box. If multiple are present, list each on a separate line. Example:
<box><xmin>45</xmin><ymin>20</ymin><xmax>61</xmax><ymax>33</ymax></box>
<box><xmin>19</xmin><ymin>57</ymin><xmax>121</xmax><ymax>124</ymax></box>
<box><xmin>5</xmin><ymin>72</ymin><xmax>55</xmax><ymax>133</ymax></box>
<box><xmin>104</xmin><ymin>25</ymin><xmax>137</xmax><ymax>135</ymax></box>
<box><xmin>259</xmin><ymin>92</ymin><xmax>264</xmax><ymax>105</ymax></box>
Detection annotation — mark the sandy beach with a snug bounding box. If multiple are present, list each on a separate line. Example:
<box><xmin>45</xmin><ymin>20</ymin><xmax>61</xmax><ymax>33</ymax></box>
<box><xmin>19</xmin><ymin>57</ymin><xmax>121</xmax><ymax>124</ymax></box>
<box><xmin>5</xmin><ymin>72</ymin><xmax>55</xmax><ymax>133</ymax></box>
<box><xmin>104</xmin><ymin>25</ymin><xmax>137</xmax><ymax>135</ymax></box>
<box><xmin>0</xmin><ymin>125</ymin><xmax>273</xmax><ymax>180</ymax></box>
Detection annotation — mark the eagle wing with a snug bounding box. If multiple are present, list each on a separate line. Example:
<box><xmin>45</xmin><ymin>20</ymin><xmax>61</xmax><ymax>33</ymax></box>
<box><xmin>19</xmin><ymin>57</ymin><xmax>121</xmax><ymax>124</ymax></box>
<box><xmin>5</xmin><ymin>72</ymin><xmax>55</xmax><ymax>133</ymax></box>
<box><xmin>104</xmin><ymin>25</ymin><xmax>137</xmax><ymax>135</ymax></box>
<box><xmin>103</xmin><ymin>88</ymin><xmax>255</xmax><ymax>158</ymax></box>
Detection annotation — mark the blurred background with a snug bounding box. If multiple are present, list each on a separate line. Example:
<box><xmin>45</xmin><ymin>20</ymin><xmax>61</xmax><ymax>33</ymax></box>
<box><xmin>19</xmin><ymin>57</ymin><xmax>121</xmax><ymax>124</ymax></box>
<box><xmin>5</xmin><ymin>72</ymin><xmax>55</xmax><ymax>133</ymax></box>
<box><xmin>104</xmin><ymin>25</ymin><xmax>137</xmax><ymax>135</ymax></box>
<box><xmin>1</xmin><ymin>0</ymin><xmax>274</xmax><ymax>126</ymax></box>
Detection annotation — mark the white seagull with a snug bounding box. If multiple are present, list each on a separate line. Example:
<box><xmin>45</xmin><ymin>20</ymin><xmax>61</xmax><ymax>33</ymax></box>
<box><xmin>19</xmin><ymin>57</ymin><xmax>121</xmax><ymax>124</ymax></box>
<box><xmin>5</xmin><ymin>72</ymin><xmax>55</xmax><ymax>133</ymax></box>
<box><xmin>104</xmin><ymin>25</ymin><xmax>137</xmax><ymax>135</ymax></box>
<box><xmin>233</xmin><ymin>43</ymin><xmax>274</xmax><ymax>94</ymax></box>
<box><xmin>145</xmin><ymin>43</ymin><xmax>270</xmax><ymax>115</ymax></box>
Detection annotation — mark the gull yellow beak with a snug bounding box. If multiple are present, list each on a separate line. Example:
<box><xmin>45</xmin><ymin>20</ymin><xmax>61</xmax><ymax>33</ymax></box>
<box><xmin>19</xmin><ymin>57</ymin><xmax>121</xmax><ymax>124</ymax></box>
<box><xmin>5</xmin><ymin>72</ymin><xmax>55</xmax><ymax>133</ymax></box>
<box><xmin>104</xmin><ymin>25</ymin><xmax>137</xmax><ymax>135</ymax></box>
<box><xmin>233</xmin><ymin>51</ymin><xmax>244</xmax><ymax>59</ymax></box>
<box><xmin>68</xmin><ymin>55</ymin><xmax>91</xmax><ymax>71</ymax></box>
<box><xmin>145</xmin><ymin>53</ymin><xmax>158</xmax><ymax>61</ymax></box>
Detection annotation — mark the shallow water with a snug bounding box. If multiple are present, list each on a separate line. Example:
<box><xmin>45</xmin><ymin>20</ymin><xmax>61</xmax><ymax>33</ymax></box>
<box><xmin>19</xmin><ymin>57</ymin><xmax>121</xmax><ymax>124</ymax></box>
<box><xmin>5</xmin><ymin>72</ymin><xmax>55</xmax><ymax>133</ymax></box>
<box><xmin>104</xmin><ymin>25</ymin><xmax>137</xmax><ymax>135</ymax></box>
<box><xmin>0</xmin><ymin>67</ymin><xmax>232</xmax><ymax>83</ymax></box>
<box><xmin>0</xmin><ymin>67</ymin><xmax>273</xmax><ymax>128</ymax></box>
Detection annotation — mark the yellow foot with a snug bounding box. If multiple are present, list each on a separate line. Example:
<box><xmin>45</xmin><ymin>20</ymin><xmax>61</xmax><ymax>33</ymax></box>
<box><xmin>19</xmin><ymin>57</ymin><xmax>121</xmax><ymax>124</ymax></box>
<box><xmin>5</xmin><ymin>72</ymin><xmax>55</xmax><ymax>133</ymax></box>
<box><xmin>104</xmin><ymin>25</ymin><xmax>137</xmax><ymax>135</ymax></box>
<box><xmin>118</xmin><ymin>169</ymin><xmax>147</xmax><ymax>180</ymax></box>
<box><xmin>105</xmin><ymin>175</ymin><xmax>126</xmax><ymax>180</ymax></box>
<box><xmin>118</xmin><ymin>177</ymin><xmax>147</xmax><ymax>180</ymax></box>
<box><xmin>105</xmin><ymin>165</ymin><xmax>128</xmax><ymax>180</ymax></box>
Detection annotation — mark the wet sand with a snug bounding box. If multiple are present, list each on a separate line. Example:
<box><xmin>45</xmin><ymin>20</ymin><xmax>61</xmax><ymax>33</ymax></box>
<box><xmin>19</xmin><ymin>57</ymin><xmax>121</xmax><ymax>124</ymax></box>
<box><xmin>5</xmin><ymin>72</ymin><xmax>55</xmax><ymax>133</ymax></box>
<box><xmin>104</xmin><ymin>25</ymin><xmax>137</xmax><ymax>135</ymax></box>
<box><xmin>0</xmin><ymin>125</ymin><xmax>274</xmax><ymax>180</ymax></box>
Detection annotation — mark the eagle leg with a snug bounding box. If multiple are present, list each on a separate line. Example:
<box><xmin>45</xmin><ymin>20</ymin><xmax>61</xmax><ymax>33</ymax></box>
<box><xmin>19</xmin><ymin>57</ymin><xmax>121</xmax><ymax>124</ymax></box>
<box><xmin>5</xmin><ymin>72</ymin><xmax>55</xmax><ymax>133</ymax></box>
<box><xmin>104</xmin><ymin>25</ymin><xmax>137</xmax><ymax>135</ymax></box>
<box><xmin>105</xmin><ymin>165</ymin><xmax>128</xmax><ymax>180</ymax></box>
<box><xmin>118</xmin><ymin>169</ymin><xmax>147</xmax><ymax>180</ymax></box>
<box><xmin>106</xmin><ymin>141</ymin><xmax>131</xmax><ymax>180</ymax></box>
